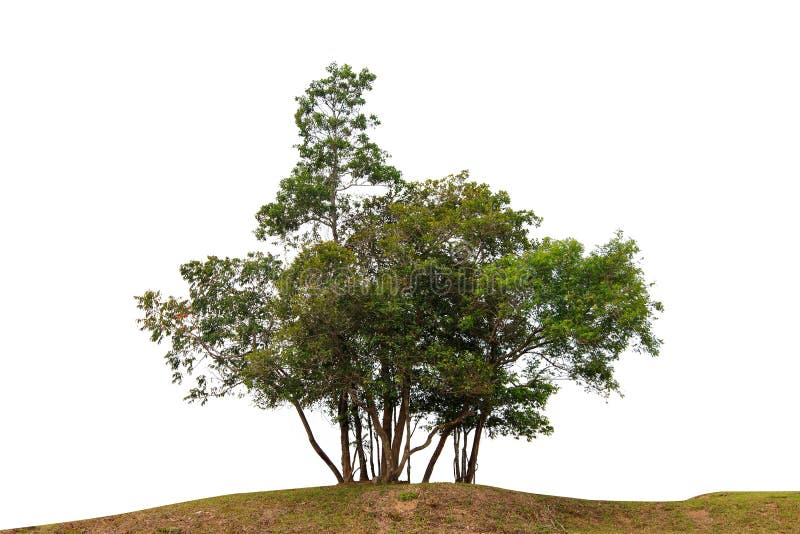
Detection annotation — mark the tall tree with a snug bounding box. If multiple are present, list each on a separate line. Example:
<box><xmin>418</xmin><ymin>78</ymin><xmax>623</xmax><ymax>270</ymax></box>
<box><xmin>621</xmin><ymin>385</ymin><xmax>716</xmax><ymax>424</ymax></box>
<box><xmin>253</xmin><ymin>62</ymin><xmax>401</xmax><ymax>481</ymax></box>
<box><xmin>254</xmin><ymin>62</ymin><xmax>401</xmax><ymax>246</ymax></box>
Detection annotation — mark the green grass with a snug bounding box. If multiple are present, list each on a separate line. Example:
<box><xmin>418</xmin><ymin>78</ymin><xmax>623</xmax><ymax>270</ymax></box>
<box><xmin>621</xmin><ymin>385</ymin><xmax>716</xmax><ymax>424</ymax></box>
<box><xmin>398</xmin><ymin>490</ymin><xmax>418</xmax><ymax>502</ymax></box>
<box><xmin>3</xmin><ymin>484</ymin><xmax>799</xmax><ymax>533</ymax></box>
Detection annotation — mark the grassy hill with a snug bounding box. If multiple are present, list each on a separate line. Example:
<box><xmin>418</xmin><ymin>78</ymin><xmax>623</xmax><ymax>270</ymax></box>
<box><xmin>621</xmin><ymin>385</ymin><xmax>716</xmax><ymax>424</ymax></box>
<box><xmin>4</xmin><ymin>483</ymin><xmax>799</xmax><ymax>533</ymax></box>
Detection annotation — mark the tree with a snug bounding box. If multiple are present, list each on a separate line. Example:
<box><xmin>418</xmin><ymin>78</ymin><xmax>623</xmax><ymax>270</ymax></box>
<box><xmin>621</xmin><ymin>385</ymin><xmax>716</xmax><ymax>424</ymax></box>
<box><xmin>251</xmin><ymin>62</ymin><xmax>402</xmax><ymax>481</ymax></box>
<box><xmin>136</xmin><ymin>64</ymin><xmax>662</xmax><ymax>487</ymax></box>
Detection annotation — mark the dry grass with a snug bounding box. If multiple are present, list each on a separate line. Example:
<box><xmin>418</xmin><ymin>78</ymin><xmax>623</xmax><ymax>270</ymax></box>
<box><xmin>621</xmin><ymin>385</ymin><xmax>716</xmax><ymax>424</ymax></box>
<box><xmin>3</xmin><ymin>484</ymin><xmax>799</xmax><ymax>533</ymax></box>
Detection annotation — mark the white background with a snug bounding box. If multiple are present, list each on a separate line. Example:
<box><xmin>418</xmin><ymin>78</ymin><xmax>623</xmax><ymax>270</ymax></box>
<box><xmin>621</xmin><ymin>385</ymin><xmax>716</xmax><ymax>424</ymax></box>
<box><xmin>1</xmin><ymin>1</ymin><xmax>799</xmax><ymax>529</ymax></box>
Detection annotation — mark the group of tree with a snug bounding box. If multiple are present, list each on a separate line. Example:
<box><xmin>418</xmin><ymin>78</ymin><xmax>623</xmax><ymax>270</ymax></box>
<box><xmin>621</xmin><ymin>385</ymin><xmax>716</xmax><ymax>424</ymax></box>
<box><xmin>136</xmin><ymin>63</ymin><xmax>662</xmax><ymax>485</ymax></box>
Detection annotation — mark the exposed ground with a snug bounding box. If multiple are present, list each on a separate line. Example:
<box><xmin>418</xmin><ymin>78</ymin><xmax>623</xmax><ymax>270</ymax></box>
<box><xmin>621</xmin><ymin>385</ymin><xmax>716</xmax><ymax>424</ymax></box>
<box><xmin>4</xmin><ymin>483</ymin><xmax>799</xmax><ymax>533</ymax></box>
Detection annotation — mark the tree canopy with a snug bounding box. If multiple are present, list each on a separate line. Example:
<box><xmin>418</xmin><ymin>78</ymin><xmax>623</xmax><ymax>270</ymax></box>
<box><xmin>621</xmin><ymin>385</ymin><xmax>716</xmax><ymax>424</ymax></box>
<box><xmin>254</xmin><ymin>62</ymin><xmax>401</xmax><ymax>246</ymax></box>
<box><xmin>136</xmin><ymin>63</ymin><xmax>662</xmax><ymax>486</ymax></box>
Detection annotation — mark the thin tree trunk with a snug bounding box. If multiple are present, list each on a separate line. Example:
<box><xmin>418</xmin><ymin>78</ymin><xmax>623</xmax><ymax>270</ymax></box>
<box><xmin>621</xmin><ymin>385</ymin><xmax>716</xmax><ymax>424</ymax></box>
<box><xmin>380</xmin><ymin>403</ymin><xmax>392</xmax><ymax>477</ymax></box>
<box><xmin>390</xmin><ymin>380</ymin><xmax>409</xmax><ymax>480</ymax></box>
<box><xmin>329</xmin><ymin>153</ymin><xmax>340</xmax><ymax>244</ymax></box>
<box><xmin>460</xmin><ymin>429</ymin><xmax>470</xmax><ymax>482</ymax></box>
<box><xmin>465</xmin><ymin>412</ymin><xmax>488</xmax><ymax>484</ymax></box>
<box><xmin>367</xmin><ymin>413</ymin><xmax>376</xmax><ymax>479</ymax></box>
<box><xmin>376</xmin><ymin>426</ymin><xmax>383</xmax><ymax>478</ymax></box>
<box><xmin>376</xmin><ymin>426</ymin><xmax>382</xmax><ymax>478</ymax></box>
<box><xmin>405</xmin><ymin>406</ymin><xmax>412</xmax><ymax>482</ymax></box>
<box><xmin>291</xmin><ymin>401</ymin><xmax>343</xmax><ymax>483</ymax></box>
<box><xmin>338</xmin><ymin>392</ymin><xmax>352</xmax><ymax>482</ymax></box>
<box><xmin>422</xmin><ymin>426</ymin><xmax>454</xmax><ymax>483</ymax></box>
<box><xmin>352</xmin><ymin>404</ymin><xmax>369</xmax><ymax>481</ymax></box>
<box><xmin>453</xmin><ymin>428</ymin><xmax>461</xmax><ymax>482</ymax></box>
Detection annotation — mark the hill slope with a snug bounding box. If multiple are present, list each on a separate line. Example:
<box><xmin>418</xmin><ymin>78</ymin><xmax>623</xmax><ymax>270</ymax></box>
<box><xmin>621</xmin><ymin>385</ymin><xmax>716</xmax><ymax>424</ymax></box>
<box><xmin>5</xmin><ymin>483</ymin><xmax>799</xmax><ymax>533</ymax></box>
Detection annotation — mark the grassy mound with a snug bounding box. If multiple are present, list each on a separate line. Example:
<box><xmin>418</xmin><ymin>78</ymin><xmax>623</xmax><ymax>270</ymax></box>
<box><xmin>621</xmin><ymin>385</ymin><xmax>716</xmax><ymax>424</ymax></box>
<box><xmin>4</xmin><ymin>483</ymin><xmax>799</xmax><ymax>533</ymax></box>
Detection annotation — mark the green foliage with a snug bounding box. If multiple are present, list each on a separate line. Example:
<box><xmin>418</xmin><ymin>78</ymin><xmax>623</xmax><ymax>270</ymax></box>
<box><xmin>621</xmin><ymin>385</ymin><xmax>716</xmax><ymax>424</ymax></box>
<box><xmin>255</xmin><ymin>62</ymin><xmax>401</xmax><ymax>246</ymax></box>
<box><xmin>135</xmin><ymin>252</ymin><xmax>282</xmax><ymax>404</ymax></box>
<box><xmin>346</xmin><ymin>172</ymin><xmax>661</xmax><ymax>448</ymax></box>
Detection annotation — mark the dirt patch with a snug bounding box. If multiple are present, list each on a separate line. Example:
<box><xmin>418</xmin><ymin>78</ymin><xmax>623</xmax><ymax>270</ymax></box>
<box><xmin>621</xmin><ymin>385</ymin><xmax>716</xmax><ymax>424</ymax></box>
<box><xmin>760</xmin><ymin>502</ymin><xmax>779</xmax><ymax>518</ymax></box>
<box><xmin>615</xmin><ymin>512</ymin><xmax>632</xmax><ymax>524</ymax></box>
<box><xmin>395</xmin><ymin>498</ymin><xmax>418</xmax><ymax>514</ymax></box>
<box><xmin>358</xmin><ymin>487</ymin><xmax>422</xmax><ymax>533</ymax></box>
<box><xmin>686</xmin><ymin>508</ymin><xmax>713</xmax><ymax>527</ymax></box>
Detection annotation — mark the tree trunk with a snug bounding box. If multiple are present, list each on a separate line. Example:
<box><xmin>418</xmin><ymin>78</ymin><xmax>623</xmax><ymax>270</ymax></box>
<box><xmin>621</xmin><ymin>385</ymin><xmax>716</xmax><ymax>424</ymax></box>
<box><xmin>389</xmin><ymin>380</ymin><xmax>409</xmax><ymax>481</ymax></box>
<box><xmin>453</xmin><ymin>428</ymin><xmax>461</xmax><ymax>482</ymax></box>
<box><xmin>422</xmin><ymin>427</ymin><xmax>453</xmax><ymax>482</ymax></box>
<box><xmin>338</xmin><ymin>392</ymin><xmax>352</xmax><ymax>482</ymax></box>
<box><xmin>405</xmin><ymin>403</ymin><xmax>412</xmax><ymax>482</ymax></box>
<box><xmin>381</xmin><ymin>368</ymin><xmax>394</xmax><ymax>479</ymax></box>
<box><xmin>291</xmin><ymin>401</ymin><xmax>343</xmax><ymax>483</ymax></box>
<box><xmin>465</xmin><ymin>411</ymin><xmax>488</xmax><ymax>484</ymax></box>
<box><xmin>352</xmin><ymin>404</ymin><xmax>369</xmax><ymax>481</ymax></box>
<box><xmin>460</xmin><ymin>429</ymin><xmax>470</xmax><ymax>482</ymax></box>
<box><xmin>367</xmin><ymin>412</ymin><xmax>376</xmax><ymax>479</ymax></box>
